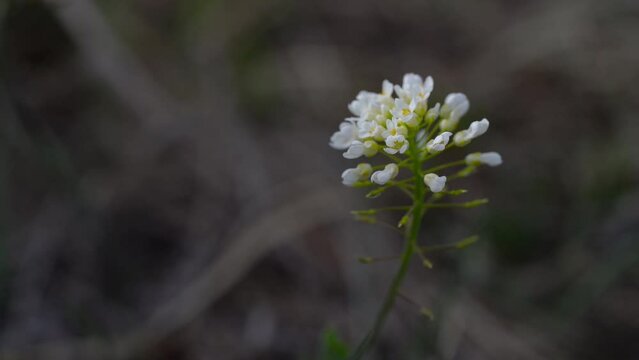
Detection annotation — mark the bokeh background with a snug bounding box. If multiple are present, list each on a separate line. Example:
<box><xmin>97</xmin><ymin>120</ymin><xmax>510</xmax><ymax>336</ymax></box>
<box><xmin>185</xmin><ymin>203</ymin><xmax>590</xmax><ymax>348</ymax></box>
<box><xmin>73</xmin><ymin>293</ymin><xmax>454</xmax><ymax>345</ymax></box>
<box><xmin>1</xmin><ymin>0</ymin><xmax>638</xmax><ymax>359</ymax></box>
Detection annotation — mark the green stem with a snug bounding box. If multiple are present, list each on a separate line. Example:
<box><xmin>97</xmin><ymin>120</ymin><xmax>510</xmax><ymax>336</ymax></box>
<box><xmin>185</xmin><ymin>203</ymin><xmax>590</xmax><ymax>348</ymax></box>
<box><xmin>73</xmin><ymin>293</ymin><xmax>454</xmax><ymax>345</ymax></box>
<box><xmin>350</xmin><ymin>131</ymin><xmax>426</xmax><ymax>359</ymax></box>
<box><xmin>421</xmin><ymin>235</ymin><xmax>479</xmax><ymax>252</ymax></box>
<box><xmin>423</xmin><ymin>160</ymin><xmax>466</xmax><ymax>174</ymax></box>
<box><xmin>352</xmin><ymin>205</ymin><xmax>411</xmax><ymax>213</ymax></box>
<box><xmin>424</xmin><ymin>198</ymin><xmax>488</xmax><ymax>209</ymax></box>
<box><xmin>380</xmin><ymin>151</ymin><xmax>402</xmax><ymax>163</ymax></box>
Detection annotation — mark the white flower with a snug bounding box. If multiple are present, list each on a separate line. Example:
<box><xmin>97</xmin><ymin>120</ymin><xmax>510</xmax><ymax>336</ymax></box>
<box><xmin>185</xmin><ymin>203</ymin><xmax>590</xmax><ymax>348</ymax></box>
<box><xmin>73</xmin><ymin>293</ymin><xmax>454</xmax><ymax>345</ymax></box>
<box><xmin>468</xmin><ymin>118</ymin><xmax>490</xmax><ymax>137</ymax></box>
<box><xmin>371</xmin><ymin>163</ymin><xmax>399</xmax><ymax>185</ymax></box>
<box><xmin>372</xmin><ymin>103</ymin><xmax>392</xmax><ymax>124</ymax></box>
<box><xmin>423</xmin><ymin>173</ymin><xmax>447</xmax><ymax>192</ymax></box>
<box><xmin>439</xmin><ymin>93</ymin><xmax>469</xmax><ymax>131</ymax></box>
<box><xmin>357</xmin><ymin>120</ymin><xmax>384</xmax><ymax>141</ymax></box>
<box><xmin>348</xmin><ymin>91</ymin><xmax>378</xmax><ymax>118</ymax></box>
<box><xmin>426</xmin><ymin>132</ymin><xmax>452</xmax><ymax>153</ymax></box>
<box><xmin>343</xmin><ymin>141</ymin><xmax>364</xmax><ymax>159</ymax></box>
<box><xmin>341</xmin><ymin>163</ymin><xmax>373</xmax><ymax>186</ymax></box>
<box><xmin>343</xmin><ymin>140</ymin><xmax>379</xmax><ymax>159</ymax></box>
<box><xmin>394</xmin><ymin>73</ymin><xmax>434</xmax><ymax>106</ymax></box>
<box><xmin>348</xmin><ymin>80</ymin><xmax>394</xmax><ymax>121</ymax></box>
<box><xmin>442</xmin><ymin>93</ymin><xmax>469</xmax><ymax>120</ymax></box>
<box><xmin>381</xmin><ymin>119</ymin><xmax>408</xmax><ymax>139</ymax></box>
<box><xmin>330</xmin><ymin>121</ymin><xmax>358</xmax><ymax>150</ymax></box>
<box><xmin>453</xmin><ymin>118</ymin><xmax>490</xmax><ymax>146</ymax></box>
<box><xmin>390</xmin><ymin>98</ymin><xmax>419</xmax><ymax>128</ymax></box>
<box><xmin>465</xmin><ymin>152</ymin><xmax>502</xmax><ymax>167</ymax></box>
<box><xmin>384</xmin><ymin>135</ymin><xmax>409</xmax><ymax>154</ymax></box>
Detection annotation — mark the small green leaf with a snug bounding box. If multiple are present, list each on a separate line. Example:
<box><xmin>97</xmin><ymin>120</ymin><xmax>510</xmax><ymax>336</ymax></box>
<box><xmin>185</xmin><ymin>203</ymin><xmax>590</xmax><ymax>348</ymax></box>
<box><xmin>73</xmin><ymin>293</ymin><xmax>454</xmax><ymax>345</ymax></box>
<box><xmin>320</xmin><ymin>328</ymin><xmax>349</xmax><ymax>360</ymax></box>
<box><xmin>455</xmin><ymin>235</ymin><xmax>479</xmax><ymax>249</ymax></box>
<box><xmin>464</xmin><ymin>198</ymin><xmax>489</xmax><ymax>208</ymax></box>
<box><xmin>353</xmin><ymin>214</ymin><xmax>376</xmax><ymax>224</ymax></box>
<box><xmin>365</xmin><ymin>187</ymin><xmax>385</xmax><ymax>198</ymax></box>
<box><xmin>397</xmin><ymin>214</ymin><xmax>410</xmax><ymax>228</ymax></box>
<box><xmin>444</xmin><ymin>189</ymin><xmax>468</xmax><ymax>196</ymax></box>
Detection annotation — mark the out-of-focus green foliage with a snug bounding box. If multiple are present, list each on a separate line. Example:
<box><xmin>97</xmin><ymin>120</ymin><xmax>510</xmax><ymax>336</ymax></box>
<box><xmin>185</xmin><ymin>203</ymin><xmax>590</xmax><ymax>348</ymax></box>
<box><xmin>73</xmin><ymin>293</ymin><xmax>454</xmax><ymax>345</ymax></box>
<box><xmin>319</xmin><ymin>328</ymin><xmax>349</xmax><ymax>360</ymax></box>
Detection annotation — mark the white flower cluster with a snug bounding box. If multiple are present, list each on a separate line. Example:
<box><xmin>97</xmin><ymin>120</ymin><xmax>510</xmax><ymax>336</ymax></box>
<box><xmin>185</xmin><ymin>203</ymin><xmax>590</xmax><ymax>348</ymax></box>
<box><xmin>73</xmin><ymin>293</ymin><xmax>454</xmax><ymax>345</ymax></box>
<box><xmin>331</xmin><ymin>73</ymin><xmax>502</xmax><ymax>191</ymax></box>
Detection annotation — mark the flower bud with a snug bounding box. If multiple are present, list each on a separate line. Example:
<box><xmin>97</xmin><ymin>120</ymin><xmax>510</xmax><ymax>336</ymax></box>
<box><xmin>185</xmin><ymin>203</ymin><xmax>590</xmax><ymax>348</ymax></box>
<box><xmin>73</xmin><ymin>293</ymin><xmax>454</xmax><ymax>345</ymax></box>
<box><xmin>341</xmin><ymin>163</ymin><xmax>373</xmax><ymax>186</ymax></box>
<box><xmin>423</xmin><ymin>173</ymin><xmax>447</xmax><ymax>192</ymax></box>
<box><xmin>426</xmin><ymin>132</ymin><xmax>452</xmax><ymax>153</ymax></box>
<box><xmin>465</xmin><ymin>152</ymin><xmax>502</xmax><ymax>167</ymax></box>
<box><xmin>371</xmin><ymin>164</ymin><xmax>399</xmax><ymax>185</ymax></box>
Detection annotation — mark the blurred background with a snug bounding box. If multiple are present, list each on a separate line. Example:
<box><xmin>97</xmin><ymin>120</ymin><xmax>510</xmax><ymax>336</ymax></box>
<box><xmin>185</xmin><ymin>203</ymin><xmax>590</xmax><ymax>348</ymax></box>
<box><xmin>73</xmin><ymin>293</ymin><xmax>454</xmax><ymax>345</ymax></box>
<box><xmin>0</xmin><ymin>0</ymin><xmax>638</xmax><ymax>359</ymax></box>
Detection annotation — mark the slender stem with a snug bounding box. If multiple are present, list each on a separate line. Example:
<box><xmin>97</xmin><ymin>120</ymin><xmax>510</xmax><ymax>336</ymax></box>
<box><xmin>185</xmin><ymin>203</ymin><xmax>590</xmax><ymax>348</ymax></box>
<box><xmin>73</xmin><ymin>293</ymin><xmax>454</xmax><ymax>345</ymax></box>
<box><xmin>395</xmin><ymin>184</ymin><xmax>414</xmax><ymax>198</ymax></box>
<box><xmin>420</xmin><ymin>142</ymin><xmax>454</xmax><ymax>162</ymax></box>
<box><xmin>353</xmin><ymin>205</ymin><xmax>410</xmax><ymax>213</ymax></box>
<box><xmin>380</xmin><ymin>151</ymin><xmax>402</xmax><ymax>163</ymax></box>
<box><xmin>358</xmin><ymin>255</ymin><xmax>402</xmax><ymax>264</ymax></box>
<box><xmin>370</xmin><ymin>221</ymin><xmax>406</xmax><ymax>235</ymax></box>
<box><xmin>359</xmin><ymin>236</ymin><xmax>479</xmax><ymax>266</ymax></box>
<box><xmin>350</xmin><ymin>131</ymin><xmax>426</xmax><ymax>359</ymax></box>
<box><xmin>421</xmin><ymin>235</ymin><xmax>479</xmax><ymax>252</ymax></box>
<box><xmin>397</xmin><ymin>291</ymin><xmax>422</xmax><ymax>308</ymax></box>
<box><xmin>423</xmin><ymin>119</ymin><xmax>440</xmax><ymax>143</ymax></box>
<box><xmin>423</xmin><ymin>159</ymin><xmax>466</xmax><ymax>174</ymax></box>
<box><xmin>424</xmin><ymin>199</ymin><xmax>488</xmax><ymax>208</ymax></box>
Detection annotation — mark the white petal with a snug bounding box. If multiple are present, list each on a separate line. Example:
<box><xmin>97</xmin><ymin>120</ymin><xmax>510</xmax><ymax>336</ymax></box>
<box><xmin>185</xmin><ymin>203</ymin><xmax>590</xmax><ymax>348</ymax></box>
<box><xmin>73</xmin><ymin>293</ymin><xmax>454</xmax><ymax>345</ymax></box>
<box><xmin>426</xmin><ymin>132</ymin><xmax>451</xmax><ymax>153</ymax></box>
<box><xmin>329</xmin><ymin>122</ymin><xmax>357</xmax><ymax>150</ymax></box>
<box><xmin>426</xmin><ymin>141</ymin><xmax>444</xmax><ymax>153</ymax></box>
<box><xmin>424</xmin><ymin>76</ymin><xmax>434</xmax><ymax>93</ymax></box>
<box><xmin>384</xmin><ymin>135</ymin><xmax>396</xmax><ymax>148</ymax></box>
<box><xmin>465</xmin><ymin>152</ymin><xmax>502</xmax><ymax>166</ymax></box>
<box><xmin>343</xmin><ymin>141</ymin><xmax>365</xmax><ymax>159</ymax></box>
<box><xmin>403</xmin><ymin>73</ymin><xmax>423</xmax><ymax>89</ymax></box>
<box><xmin>371</xmin><ymin>164</ymin><xmax>399</xmax><ymax>185</ymax></box>
<box><xmin>468</xmin><ymin>118</ymin><xmax>489</xmax><ymax>138</ymax></box>
<box><xmin>436</xmin><ymin>132</ymin><xmax>452</xmax><ymax>144</ymax></box>
<box><xmin>382</xmin><ymin>80</ymin><xmax>393</xmax><ymax>96</ymax></box>
<box><xmin>444</xmin><ymin>93</ymin><xmax>469</xmax><ymax>121</ymax></box>
<box><xmin>480</xmin><ymin>152</ymin><xmax>502</xmax><ymax>166</ymax></box>
<box><xmin>444</xmin><ymin>93</ymin><xmax>467</xmax><ymax>108</ymax></box>
<box><xmin>423</xmin><ymin>173</ymin><xmax>447</xmax><ymax>192</ymax></box>
<box><xmin>385</xmin><ymin>119</ymin><xmax>395</xmax><ymax>131</ymax></box>
<box><xmin>394</xmin><ymin>85</ymin><xmax>407</xmax><ymax>99</ymax></box>
<box><xmin>341</xmin><ymin>168</ymin><xmax>360</xmax><ymax>186</ymax></box>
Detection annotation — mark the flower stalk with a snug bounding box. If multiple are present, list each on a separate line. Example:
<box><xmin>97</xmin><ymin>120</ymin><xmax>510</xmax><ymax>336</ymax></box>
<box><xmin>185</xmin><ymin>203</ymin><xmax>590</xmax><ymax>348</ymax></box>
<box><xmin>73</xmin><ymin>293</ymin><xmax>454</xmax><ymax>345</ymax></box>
<box><xmin>350</xmin><ymin>129</ymin><xmax>425</xmax><ymax>359</ymax></box>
